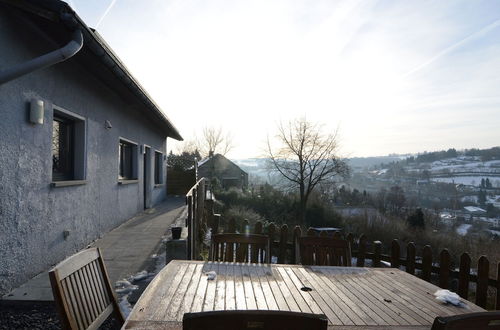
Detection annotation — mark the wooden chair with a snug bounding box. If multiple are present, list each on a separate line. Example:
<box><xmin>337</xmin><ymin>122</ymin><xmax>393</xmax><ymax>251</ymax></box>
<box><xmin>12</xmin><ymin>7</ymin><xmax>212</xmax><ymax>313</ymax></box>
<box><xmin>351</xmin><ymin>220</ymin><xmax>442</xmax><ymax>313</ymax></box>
<box><xmin>183</xmin><ymin>310</ymin><xmax>328</xmax><ymax>330</ymax></box>
<box><xmin>210</xmin><ymin>233</ymin><xmax>270</xmax><ymax>263</ymax></box>
<box><xmin>49</xmin><ymin>248</ymin><xmax>125</xmax><ymax>330</ymax></box>
<box><xmin>431</xmin><ymin>311</ymin><xmax>500</xmax><ymax>330</ymax></box>
<box><xmin>296</xmin><ymin>235</ymin><xmax>352</xmax><ymax>266</ymax></box>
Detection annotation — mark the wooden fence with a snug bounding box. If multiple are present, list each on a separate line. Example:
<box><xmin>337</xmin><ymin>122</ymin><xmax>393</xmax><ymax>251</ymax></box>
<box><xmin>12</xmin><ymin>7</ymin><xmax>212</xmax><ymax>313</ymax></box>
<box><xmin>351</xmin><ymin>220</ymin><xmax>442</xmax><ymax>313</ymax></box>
<box><xmin>186</xmin><ymin>178</ymin><xmax>207</xmax><ymax>260</ymax></box>
<box><xmin>209</xmin><ymin>217</ymin><xmax>500</xmax><ymax>310</ymax></box>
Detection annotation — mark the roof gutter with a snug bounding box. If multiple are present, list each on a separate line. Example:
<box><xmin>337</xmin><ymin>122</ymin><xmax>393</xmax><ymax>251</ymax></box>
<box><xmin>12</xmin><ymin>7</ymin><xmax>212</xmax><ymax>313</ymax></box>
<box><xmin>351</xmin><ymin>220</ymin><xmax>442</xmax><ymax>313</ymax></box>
<box><xmin>0</xmin><ymin>24</ymin><xmax>83</xmax><ymax>85</ymax></box>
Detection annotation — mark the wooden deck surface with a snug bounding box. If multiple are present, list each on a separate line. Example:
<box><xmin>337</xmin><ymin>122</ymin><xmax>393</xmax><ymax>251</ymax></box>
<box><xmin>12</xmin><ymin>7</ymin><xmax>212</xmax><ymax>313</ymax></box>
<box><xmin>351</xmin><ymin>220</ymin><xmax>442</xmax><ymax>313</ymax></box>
<box><xmin>124</xmin><ymin>260</ymin><xmax>485</xmax><ymax>329</ymax></box>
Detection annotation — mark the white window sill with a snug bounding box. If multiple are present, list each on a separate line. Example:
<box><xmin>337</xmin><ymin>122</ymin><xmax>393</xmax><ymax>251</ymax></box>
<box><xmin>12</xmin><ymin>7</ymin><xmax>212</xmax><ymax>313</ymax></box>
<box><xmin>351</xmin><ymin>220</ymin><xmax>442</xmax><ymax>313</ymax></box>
<box><xmin>154</xmin><ymin>183</ymin><xmax>164</xmax><ymax>188</ymax></box>
<box><xmin>118</xmin><ymin>179</ymin><xmax>139</xmax><ymax>185</ymax></box>
<box><xmin>51</xmin><ymin>180</ymin><xmax>87</xmax><ymax>188</ymax></box>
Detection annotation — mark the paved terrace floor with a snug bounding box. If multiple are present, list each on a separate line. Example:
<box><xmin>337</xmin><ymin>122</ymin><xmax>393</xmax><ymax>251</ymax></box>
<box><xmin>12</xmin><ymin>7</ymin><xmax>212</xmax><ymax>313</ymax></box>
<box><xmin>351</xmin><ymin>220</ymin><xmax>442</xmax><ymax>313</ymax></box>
<box><xmin>2</xmin><ymin>197</ymin><xmax>186</xmax><ymax>302</ymax></box>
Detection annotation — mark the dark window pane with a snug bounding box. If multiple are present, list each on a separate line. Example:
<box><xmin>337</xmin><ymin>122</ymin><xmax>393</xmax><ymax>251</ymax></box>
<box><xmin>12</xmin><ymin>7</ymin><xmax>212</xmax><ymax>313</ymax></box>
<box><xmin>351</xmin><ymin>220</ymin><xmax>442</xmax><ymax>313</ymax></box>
<box><xmin>119</xmin><ymin>141</ymin><xmax>134</xmax><ymax>179</ymax></box>
<box><xmin>154</xmin><ymin>152</ymin><xmax>161</xmax><ymax>184</ymax></box>
<box><xmin>52</xmin><ymin>116</ymin><xmax>74</xmax><ymax>181</ymax></box>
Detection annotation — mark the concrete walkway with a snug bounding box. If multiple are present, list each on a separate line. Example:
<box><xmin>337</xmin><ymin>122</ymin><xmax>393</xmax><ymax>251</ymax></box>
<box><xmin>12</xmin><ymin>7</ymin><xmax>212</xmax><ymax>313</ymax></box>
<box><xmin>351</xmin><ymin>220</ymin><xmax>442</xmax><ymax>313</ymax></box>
<box><xmin>2</xmin><ymin>197</ymin><xmax>186</xmax><ymax>302</ymax></box>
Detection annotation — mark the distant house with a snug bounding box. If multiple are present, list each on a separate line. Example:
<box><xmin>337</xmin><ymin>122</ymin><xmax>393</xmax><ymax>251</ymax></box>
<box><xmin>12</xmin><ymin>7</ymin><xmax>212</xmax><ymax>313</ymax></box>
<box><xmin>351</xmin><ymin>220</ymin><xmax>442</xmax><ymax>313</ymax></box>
<box><xmin>198</xmin><ymin>154</ymin><xmax>248</xmax><ymax>189</ymax></box>
<box><xmin>0</xmin><ymin>0</ymin><xmax>182</xmax><ymax>295</ymax></box>
<box><xmin>463</xmin><ymin>206</ymin><xmax>487</xmax><ymax>216</ymax></box>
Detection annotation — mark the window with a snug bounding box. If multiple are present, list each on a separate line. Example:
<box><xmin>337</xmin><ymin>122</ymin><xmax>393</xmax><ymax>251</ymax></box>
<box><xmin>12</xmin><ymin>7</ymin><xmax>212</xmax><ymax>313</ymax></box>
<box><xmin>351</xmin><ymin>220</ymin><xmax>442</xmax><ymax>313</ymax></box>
<box><xmin>52</xmin><ymin>116</ymin><xmax>74</xmax><ymax>180</ymax></box>
<box><xmin>154</xmin><ymin>151</ymin><xmax>163</xmax><ymax>184</ymax></box>
<box><xmin>52</xmin><ymin>108</ymin><xmax>86</xmax><ymax>183</ymax></box>
<box><xmin>119</xmin><ymin>139</ymin><xmax>138</xmax><ymax>180</ymax></box>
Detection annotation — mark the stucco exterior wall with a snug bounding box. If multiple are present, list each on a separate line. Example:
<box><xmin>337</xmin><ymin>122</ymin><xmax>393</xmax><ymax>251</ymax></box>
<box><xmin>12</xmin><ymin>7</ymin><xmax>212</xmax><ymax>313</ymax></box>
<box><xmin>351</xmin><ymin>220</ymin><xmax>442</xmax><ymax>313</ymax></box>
<box><xmin>0</xmin><ymin>12</ymin><xmax>168</xmax><ymax>295</ymax></box>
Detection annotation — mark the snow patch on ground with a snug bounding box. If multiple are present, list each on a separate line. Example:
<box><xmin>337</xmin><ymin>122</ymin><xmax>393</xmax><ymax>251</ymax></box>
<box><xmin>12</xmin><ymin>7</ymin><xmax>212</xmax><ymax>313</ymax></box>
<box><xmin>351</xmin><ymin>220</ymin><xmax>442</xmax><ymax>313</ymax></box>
<box><xmin>456</xmin><ymin>224</ymin><xmax>472</xmax><ymax>236</ymax></box>
<box><xmin>115</xmin><ymin>268</ymin><xmax>159</xmax><ymax>317</ymax></box>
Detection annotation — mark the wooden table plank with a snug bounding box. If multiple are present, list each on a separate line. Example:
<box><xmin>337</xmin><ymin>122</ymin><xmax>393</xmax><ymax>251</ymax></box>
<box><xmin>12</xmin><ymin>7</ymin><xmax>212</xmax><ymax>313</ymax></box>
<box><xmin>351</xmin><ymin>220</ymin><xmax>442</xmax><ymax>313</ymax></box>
<box><xmin>124</xmin><ymin>261</ymin><xmax>486</xmax><ymax>330</ymax></box>
<box><xmin>283</xmin><ymin>266</ymin><xmax>324</xmax><ymax>315</ymax></box>
<box><xmin>147</xmin><ymin>262</ymin><xmax>190</xmax><ymax>321</ymax></box>
<box><xmin>353</xmin><ymin>270</ymin><xmax>430</xmax><ymax>325</ymax></box>
<box><xmin>214</xmin><ymin>262</ymin><xmax>226</xmax><ymax>311</ymax></box>
<box><xmin>163</xmin><ymin>263</ymin><xmax>197</xmax><ymax>321</ymax></box>
<box><xmin>249</xmin><ymin>264</ymin><xmax>268</xmax><ymax>310</ymax></box>
<box><xmin>374</xmin><ymin>270</ymin><xmax>471</xmax><ymax>316</ymax></box>
<box><xmin>233</xmin><ymin>264</ymin><xmax>247</xmax><ymax>310</ymax></box>
<box><xmin>312</xmin><ymin>267</ymin><xmax>372</xmax><ymax>325</ymax></box>
<box><xmin>335</xmin><ymin>268</ymin><xmax>404</xmax><ymax>326</ymax></box>
<box><xmin>275</xmin><ymin>266</ymin><xmax>312</xmax><ymax>313</ymax></box>
<box><xmin>261</xmin><ymin>265</ymin><xmax>289</xmax><ymax>311</ymax></box>
<box><xmin>298</xmin><ymin>267</ymin><xmax>355</xmax><ymax>325</ymax></box>
<box><xmin>175</xmin><ymin>263</ymin><xmax>204</xmax><ymax>321</ymax></box>
<box><xmin>368</xmin><ymin>270</ymin><xmax>446</xmax><ymax>321</ymax></box>
<box><xmin>255</xmin><ymin>265</ymin><xmax>279</xmax><ymax>310</ymax></box>
<box><xmin>292</xmin><ymin>267</ymin><xmax>342</xmax><ymax>325</ymax></box>
<box><xmin>241</xmin><ymin>263</ymin><xmax>257</xmax><ymax>310</ymax></box>
<box><xmin>202</xmin><ymin>262</ymin><xmax>218</xmax><ymax>312</ymax></box>
<box><xmin>271</xmin><ymin>266</ymin><xmax>301</xmax><ymax>312</ymax></box>
<box><xmin>190</xmin><ymin>263</ymin><xmax>212</xmax><ymax>313</ymax></box>
<box><xmin>322</xmin><ymin>268</ymin><xmax>385</xmax><ymax>326</ymax></box>
<box><xmin>225</xmin><ymin>263</ymin><xmax>236</xmax><ymax>310</ymax></box>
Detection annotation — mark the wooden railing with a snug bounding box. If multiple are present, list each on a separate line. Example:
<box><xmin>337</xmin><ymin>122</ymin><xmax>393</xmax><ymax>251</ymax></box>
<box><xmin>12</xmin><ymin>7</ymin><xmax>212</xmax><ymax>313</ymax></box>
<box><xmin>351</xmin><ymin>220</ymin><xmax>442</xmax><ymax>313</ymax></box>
<box><xmin>211</xmin><ymin>217</ymin><xmax>500</xmax><ymax>310</ymax></box>
<box><xmin>186</xmin><ymin>178</ymin><xmax>207</xmax><ymax>260</ymax></box>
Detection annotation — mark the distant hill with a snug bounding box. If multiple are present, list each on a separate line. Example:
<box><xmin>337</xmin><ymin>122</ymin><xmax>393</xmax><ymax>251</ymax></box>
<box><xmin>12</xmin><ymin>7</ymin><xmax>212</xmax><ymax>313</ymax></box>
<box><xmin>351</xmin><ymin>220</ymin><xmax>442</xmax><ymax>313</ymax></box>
<box><xmin>347</xmin><ymin>156</ymin><xmax>407</xmax><ymax>170</ymax></box>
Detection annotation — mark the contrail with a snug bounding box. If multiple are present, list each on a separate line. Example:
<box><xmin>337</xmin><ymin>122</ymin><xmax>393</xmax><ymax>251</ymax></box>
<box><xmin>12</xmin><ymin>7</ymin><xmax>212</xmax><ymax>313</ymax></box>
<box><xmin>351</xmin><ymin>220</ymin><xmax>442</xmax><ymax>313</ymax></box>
<box><xmin>96</xmin><ymin>0</ymin><xmax>118</xmax><ymax>28</ymax></box>
<box><xmin>404</xmin><ymin>19</ymin><xmax>500</xmax><ymax>77</ymax></box>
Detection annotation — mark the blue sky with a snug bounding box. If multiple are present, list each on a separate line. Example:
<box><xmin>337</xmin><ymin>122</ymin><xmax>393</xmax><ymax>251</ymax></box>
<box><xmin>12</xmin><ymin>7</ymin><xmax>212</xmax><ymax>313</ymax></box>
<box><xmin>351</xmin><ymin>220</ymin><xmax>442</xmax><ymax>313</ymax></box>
<box><xmin>69</xmin><ymin>0</ymin><xmax>500</xmax><ymax>158</ymax></box>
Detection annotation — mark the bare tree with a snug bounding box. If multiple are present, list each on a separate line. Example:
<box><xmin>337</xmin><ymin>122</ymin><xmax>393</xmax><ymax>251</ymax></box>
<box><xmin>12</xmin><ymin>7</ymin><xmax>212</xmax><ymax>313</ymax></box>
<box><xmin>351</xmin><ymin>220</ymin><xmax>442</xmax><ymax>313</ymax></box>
<box><xmin>199</xmin><ymin>126</ymin><xmax>233</xmax><ymax>158</ymax></box>
<box><xmin>267</xmin><ymin>118</ymin><xmax>349</xmax><ymax>224</ymax></box>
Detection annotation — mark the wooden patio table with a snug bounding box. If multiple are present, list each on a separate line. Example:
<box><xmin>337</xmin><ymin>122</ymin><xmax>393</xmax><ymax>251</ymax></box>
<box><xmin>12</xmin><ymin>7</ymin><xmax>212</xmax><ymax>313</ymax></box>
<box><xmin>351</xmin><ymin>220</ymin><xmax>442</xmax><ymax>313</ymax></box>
<box><xmin>123</xmin><ymin>260</ymin><xmax>485</xmax><ymax>329</ymax></box>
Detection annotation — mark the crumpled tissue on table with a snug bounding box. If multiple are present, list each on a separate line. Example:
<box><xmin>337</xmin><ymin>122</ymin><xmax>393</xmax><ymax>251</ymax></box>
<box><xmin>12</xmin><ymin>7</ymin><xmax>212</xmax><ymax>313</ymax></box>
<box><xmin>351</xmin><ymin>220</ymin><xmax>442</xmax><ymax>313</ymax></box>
<box><xmin>205</xmin><ymin>271</ymin><xmax>217</xmax><ymax>280</ymax></box>
<box><xmin>434</xmin><ymin>289</ymin><xmax>462</xmax><ymax>306</ymax></box>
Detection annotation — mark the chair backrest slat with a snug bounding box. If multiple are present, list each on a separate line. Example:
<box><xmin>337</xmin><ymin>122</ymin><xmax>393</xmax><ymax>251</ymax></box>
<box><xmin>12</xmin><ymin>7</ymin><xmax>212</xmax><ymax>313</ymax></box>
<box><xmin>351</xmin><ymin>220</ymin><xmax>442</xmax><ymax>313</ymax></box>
<box><xmin>210</xmin><ymin>234</ymin><xmax>270</xmax><ymax>263</ymax></box>
<box><xmin>297</xmin><ymin>236</ymin><xmax>352</xmax><ymax>266</ymax></box>
<box><xmin>49</xmin><ymin>248</ymin><xmax>125</xmax><ymax>330</ymax></box>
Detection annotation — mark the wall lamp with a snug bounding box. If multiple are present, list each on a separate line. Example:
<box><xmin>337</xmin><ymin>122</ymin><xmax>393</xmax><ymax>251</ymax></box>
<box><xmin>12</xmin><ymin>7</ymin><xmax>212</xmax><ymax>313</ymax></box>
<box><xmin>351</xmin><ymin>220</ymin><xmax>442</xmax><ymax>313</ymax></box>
<box><xmin>29</xmin><ymin>99</ymin><xmax>44</xmax><ymax>125</ymax></box>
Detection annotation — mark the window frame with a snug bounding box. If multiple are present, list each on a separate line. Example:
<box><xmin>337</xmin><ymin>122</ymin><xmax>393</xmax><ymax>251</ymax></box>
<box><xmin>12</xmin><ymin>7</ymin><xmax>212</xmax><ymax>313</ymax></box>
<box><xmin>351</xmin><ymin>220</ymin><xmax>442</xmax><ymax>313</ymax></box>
<box><xmin>118</xmin><ymin>138</ymin><xmax>138</xmax><ymax>182</ymax></box>
<box><xmin>154</xmin><ymin>150</ymin><xmax>164</xmax><ymax>185</ymax></box>
<box><xmin>51</xmin><ymin>106</ymin><xmax>86</xmax><ymax>185</ymax></box>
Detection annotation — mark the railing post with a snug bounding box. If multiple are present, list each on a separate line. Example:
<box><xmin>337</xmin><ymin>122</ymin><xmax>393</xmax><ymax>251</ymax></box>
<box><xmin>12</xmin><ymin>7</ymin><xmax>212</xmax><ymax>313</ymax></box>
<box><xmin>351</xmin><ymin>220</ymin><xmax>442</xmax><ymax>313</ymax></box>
<box><xmin>252</xmin><ymin>221</ymin><xmax>263</xmax><ymax>263</ymax></box>
<box><xmin>356</xmin><ymin>235</ymin><xmax>367</xmax><ymax>267</ymax></box>
<box><xmin>242</xmin><ymin>219</ymin><xmax>249</xmax><ymax>234</ymax></box>
<box><xmin>391</xmin><ymin>239</ymin><xmax>400</xmax><ymax>268</ymax></box>
<box><xmin>439</xmin><ymin>249</ymin><xmax>451</xmax><ymax>289</ymax></box>
<box><xmin>192</xmin><ymin>188</ymin><xmax>197</xmax><ymax>259</ymax></box>
<box><xmin>293</xmin><ymin>226</ymin><xmax>301</xmax><ymax>264</ymax></box>
<box><xmin>186</xmin><ymin>195</ymin><xmax>193</xmax><ymax>260</ymax></box>
<box><xmin>496</xmin><ymin>262</ymin><xmax>500</xmax><ymax>310</ymax></box>
<box><xmin>254</xmin><ymin>221</ymin><xmax>263</xmax><ymax>234</ymax></box>
<box><xmin>373</xmin><ymin>241</ymin><xmax>382</xmax><ymax>268</ymax></box>
<box><xmin>212</xmin><ymin>214</ymin><xmax>220</xmax><ymax>235</ymax></box>
<box><xmin>458</xmin><ymin>253</ymin><xmax>471</xmax><ymax>299</ymax></box>
<box><xmin>278</xmin><ymin>224</ymin><xmax>288</xmax><ymax>264</ymax></box>
<box><xmin>268</xmin><ymin>223</ymin><xmax>276</xmax><ymax>262</ymax></box>
<box><xmin>422</xmin><ymin>245</ymin><xmax>432</xmax><ymax>282</ymax></box>
<box><xmin>476</xmin><ymin>256</ymin><xmax>489</xmax><ymax>308</ymax></box>
<box><xmin>406</xmin><ymin>242</ymin><xmax>416</xmax><ymax>275</ymax></box>
<box><xmin>224</xmin><ymin>217</ymin><xmax>236</xmax><ymax>262</ymax></box>
<box><xmin>227</xmin><ymin>217</ymin><xmax>236</xmax><ymax>233</ymax></box>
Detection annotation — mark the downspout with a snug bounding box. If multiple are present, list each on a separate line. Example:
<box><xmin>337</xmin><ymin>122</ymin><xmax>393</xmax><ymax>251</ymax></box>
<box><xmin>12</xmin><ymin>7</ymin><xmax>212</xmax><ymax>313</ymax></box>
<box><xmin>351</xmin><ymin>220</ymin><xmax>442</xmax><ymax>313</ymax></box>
<box><xmin>0</xmin><ymin>29</ymin><xmax>83</xmax><ymax>85</ymax></box>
